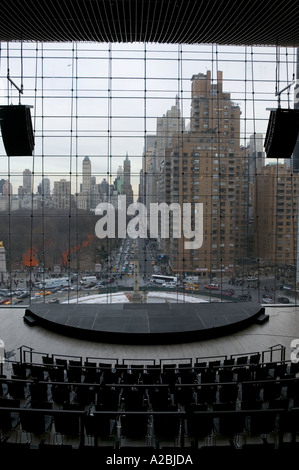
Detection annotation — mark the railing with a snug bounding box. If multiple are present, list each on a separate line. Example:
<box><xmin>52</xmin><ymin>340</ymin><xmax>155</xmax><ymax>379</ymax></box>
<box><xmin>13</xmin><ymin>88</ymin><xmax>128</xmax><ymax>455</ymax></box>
<box><xmin>11</xmin><ymin>343</ymin><xmax>287</xmax><ymax>368</ymax></box>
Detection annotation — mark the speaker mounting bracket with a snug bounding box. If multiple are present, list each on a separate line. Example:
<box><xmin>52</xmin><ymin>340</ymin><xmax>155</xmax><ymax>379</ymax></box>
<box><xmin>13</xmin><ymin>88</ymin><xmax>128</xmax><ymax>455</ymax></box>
<box><xmin>275</xmin><ymin>76</ymin><xmax>295</xmax><ymax>108</ymax></box>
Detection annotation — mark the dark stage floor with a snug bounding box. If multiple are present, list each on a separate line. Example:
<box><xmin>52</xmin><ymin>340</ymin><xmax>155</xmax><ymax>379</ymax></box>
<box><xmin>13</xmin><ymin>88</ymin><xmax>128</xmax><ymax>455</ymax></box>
<box><xmin>24</xmin><ymin>301</ymin><xmax>265</xmax><ymax>345</ymax></box>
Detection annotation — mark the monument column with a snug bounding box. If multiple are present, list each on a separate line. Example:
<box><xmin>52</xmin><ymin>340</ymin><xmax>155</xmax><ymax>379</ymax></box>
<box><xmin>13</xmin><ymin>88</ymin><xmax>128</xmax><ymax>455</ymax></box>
<box><xmin>0</xmin><ymin>242</ymin><xmax>7</xmax><ymax>284</ymax></box>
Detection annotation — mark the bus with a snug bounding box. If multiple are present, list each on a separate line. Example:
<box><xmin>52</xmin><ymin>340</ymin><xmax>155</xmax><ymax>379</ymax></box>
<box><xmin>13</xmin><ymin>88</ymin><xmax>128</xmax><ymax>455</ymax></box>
<box><xmin>151</xmin><ymin>274</ymin><xmax>178</xmax><ymax>285</ymax></box>
<box><xmin>80</xmin><ymin>276</ymin><xmax>97</xmax><ymax>285</ymax></box>
<box><xmin>38</xmin><ymin>277</ymin><xmax>70</xmax><ymax>289</ymax></box>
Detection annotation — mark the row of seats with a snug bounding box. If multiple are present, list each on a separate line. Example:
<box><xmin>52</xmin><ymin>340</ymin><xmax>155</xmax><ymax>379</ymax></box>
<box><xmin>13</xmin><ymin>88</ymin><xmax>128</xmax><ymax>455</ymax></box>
<box><xmin>8</xmin><ymin>358</ymin><xmax>298</xmax><ymax>386</ymax></box>
<box><xmin>1</xmin><ymin>375</ymin><xmax>299</xmax><ymax>410</ymax></box>
<box><xmin>1</xmin><ymin>405</ymin><xmax>298</xmax><ymax>449</ymax></box>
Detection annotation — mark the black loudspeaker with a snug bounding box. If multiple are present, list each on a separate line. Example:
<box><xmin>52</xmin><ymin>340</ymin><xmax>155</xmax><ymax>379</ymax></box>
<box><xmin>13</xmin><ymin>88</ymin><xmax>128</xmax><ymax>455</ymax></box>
<box><xmin>0</xmin><ymin>104</ymin><xmax>34</xmax><ymax>156</ymax></box>
<box><xmin>264</xmin><ymin>108</ymin><xmax>299</xmax><ymax>159</ymax></box>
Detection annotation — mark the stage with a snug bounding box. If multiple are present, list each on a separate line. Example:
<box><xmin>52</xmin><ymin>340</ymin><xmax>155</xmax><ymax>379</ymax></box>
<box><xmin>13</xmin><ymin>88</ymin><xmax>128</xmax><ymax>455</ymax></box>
<box><xmin>24</xmin><ymin>301</ymin><xmax>266</xmax><ymax>345</ymax></box>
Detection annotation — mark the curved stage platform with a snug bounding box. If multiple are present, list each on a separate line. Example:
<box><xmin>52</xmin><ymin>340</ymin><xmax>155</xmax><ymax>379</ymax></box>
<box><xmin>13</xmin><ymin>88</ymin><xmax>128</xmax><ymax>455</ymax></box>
<box><xmin>24</xmin><ymin>301</ymin><xmax>266</xmax><ymax>345</ymax></box>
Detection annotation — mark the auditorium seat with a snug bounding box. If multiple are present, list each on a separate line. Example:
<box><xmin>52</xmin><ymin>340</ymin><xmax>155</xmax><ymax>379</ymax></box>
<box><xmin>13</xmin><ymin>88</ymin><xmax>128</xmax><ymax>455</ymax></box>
<box><xmin>262</xmin><ymin>380</ymin><xmax>282</xmax><ymax>401</ymax></box>
<box><xmin>53</xmin><ymin>404</ymin><xmax>84</xmax><ymax>445</ymax></box>
<box><xmin>179</xmin><ymin>369</ymin><xmax>198</xmax><ymax>384</ymax></box>
<box><xmin>29</xmin><ymin>381</ymin><xmax>49</xmax><ymax>402</ymax></box>
<box><xmin>42</xmin><ymin>356</ymin><xmax>54</xmax><ymax>366</ymax></box>
<box><xmin>234</xmin><ymin>366</ymin><xmax>254</xmax><ymax>382</ymax></box>
<box><xmin>96</xmin><ymin>386</ymin><xmax>121</xmax><ymax>410</ymax></box>
<box><xmin>30</xmin><ymin>365</ymin><xmax>47</xmax><ymax>381</ymax></box>
<box><xmin>196</xmin><ymin>384</ymin><xmax>217</xmax><ymax>405</ymax></box>
<box><xmin>83</xmin><ymin>362</ymin><xmax>100</xmax><ymax>383</ymax></box>
<box><xmin>218</xmin><ymin>368</ymin><xmax>234</xmax><ymax>383</ymax></box>
<box><xmin>241</xmin><ymin>382</ymin><xmax>262</xmax><ymax>402</ymax></box>
<box><xmin>12</xmin><ymin>363</ymin><xmax>28</xmax><ymax>379</ymax></box>
<box><xmin>186</xmin><ymin>409</ymin><xmax>214</xmax><ymax>448</ymax></box>
<box><xmin>74</xmin><ymin>384</ymin><xmax>96</xmax><ymax>406</ymax></box>
<box><xmin>121</xmin><ymin>387</ymin><xmax>148</xmax><ymax>411</ymax></box>
<box><xmin>218</xmin><ymin>383</ymin><xmax>239</xmax><ymax>403</ymax></box>
<box><xmin>278</xmin><ymin>408</ymin><xmax>299</xmax><ymax>444</ymax></box>
<box><xmin>148</xmin><ymin>386</ymin><xmax>172</xmax><ymax>411</ymax></box>
<box><xmin>223</xmin><ymin>358</ymin><xmax>235</xmax><ymax>367</ymax></box>
<box><xmin>120</xmin><ymin>413</ymin><xmax>150</xmax><ymax>443</ymax></box>
<box><xmin>249</xmin><ymin>354</ymin><xmax>261</xmax><ymax>365</ymax></box>
<box><xmin>143</xmin><ymin>366</ymin><xmax>162</xmax><ymax>384</ymax></box>
<box><xmin>84</xmin><ymin>411</ymin><xmax>118</xmax><ymax>446</ymax></box>
<box><xmin>246</xmin><ymin>410</ymin><xmax>278</xmax><ymax>440</ymax></box>
<box><xmin>7</xmin><ymin>379</ymin><xmax>29</xmax><ymax>400</ymax></box>
<box><xmin>0</xmin><ymin>398</ymin><xmax>20</xmax><ymax>437</ymax></box>
<box><xmin>153</xmin><ymin>406</ymin><xmax>182</xmax><ymax>448</ymax></box>
<box><xmin>50</xmin><ymin>383</ymin><xmax>71</xmax><ymax>404</ymax></box>
<box><xmin>174</xmin><ymin>385</ymin><xmax>196</xmax><ymax>408</ymax></box>
<box><xmin>67</xmin><ymin>361</ymin><xmax>83</xmax><ymax>383</ymax></box>
<box><xmin>47</xmin><ymin>365</ymin><xmax>65</xmax><ymax>382</ymax></box>
<box><xmin>19</xmin><ymin>403</ymin><xmax>53</xmax><ymax>441</ymax></box>
<box><xmin>214</xmin><ymin>410</ymin><xmax>246</xmax><ymax>447</ymax></box>
<box><xmin>122</xmin><ymin>369</ymin><xmax>140</xmax><ymax>385</ymax></box>
<box><xmin>55</xmin><ymin>358</ymin><xmax>68</xmax><ymax>368</ymax></box>
<box><xmin>194</xmin><ymin>361</ymin><xmax>207</xmax><ymax>372</ymax></box>
<box><xmin>200</xmin><ymin>369</ymin><xmax>216</xmax><ymax>384</ymax></box>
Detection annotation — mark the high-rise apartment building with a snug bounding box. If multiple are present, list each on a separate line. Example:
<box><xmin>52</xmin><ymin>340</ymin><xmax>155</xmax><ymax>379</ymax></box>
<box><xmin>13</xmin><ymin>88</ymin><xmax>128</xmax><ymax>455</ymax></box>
<box><xmin>3</xmin><ymin>180</ymin><xmax>13</xmax><ymax>196</ymax></box>
<box><xmin>53</xmin><ymin>179</ymin><xmax>71</xmax><ymax>209</ymax></box>
<box><xmin>156</xmin><ymin>97</ymin><xmax>185</xmax><ymax>170</ymax></box>
<box><xmin>160</xmin><ymin>71</ymin><xmax>248</xmax><ymax>276</ymax></box>
<box><xmin>77</xmin><ymin>156</ymin><xmax>92</xmax><ymax>210</ymax></box>
<box><xmin>38</xmin><ymin>176</ymin><xmax>51</xmax><ymax>197</ymax></box>
<box><xmin>254</xmin><ymin>163</ymin><xmax>298</xmax><ymax>266</ymax></box>
<box><xmin>23</xmin><ymin>169</ymin><xmax>32</xmax><ymax>194</ymax></box>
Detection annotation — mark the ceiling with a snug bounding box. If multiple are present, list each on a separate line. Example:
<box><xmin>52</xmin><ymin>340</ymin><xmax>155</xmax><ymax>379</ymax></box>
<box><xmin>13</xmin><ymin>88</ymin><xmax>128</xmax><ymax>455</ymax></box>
<box><xmin>1</xmin><ymin>0</ymin><xmax>299</xmax><ymax>47</ymax></box>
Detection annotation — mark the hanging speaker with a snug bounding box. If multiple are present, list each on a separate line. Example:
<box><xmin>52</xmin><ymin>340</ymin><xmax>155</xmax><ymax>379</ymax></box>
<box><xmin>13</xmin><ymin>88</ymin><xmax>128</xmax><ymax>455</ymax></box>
<box><xmin>0</xmin><ymin>104</ymin><xmax>34</xmax><ymax>156</ymax></box>
<box><xmin>264</xmin><ymin>108</ymin><xmax>299</xmax><ymax>159</ymax></box>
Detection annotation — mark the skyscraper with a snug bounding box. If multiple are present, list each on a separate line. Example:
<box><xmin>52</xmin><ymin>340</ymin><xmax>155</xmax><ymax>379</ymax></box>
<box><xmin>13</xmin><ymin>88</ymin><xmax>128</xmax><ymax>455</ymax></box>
<box><xmin>161</xmin><ymin>71</ymin><xmax>248</xmax><ymax>277</ymax></box>
<box><xmin>53</xmin><ymin>179</ymin><xmax>71</xmax><ymax>209</ymax></box>
<box><xmin>77</xmin><ymin>156</ymin><xmax>92</xmax><ymax>210</ymax></box>
<box><xmin>254</xmin><ymin>163</ymin><xmax>298</xmax><ymax>266</ymax></box>
<box><xmin>38</xmin><ymin>176</ymin><xmax>51</xmax><ymax>197</ymax></box>
<box><xmin>122</xmin><ymin>153</ymin><xmax>134</xmax><ymax>207</ymax></box>
<box><xmin>156</xmin><ymin>96</ymin><xmax>185</xmax><ymax>170</ymax></box>
<box><xmin>23</xmin><ymin>169</ymin><xmax>32</xmax><ymax>194</ymax></box>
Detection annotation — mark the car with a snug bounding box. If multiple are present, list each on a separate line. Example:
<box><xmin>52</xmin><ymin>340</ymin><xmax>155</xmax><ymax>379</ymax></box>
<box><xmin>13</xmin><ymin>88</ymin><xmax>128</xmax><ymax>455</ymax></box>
<box><xmin>17</xmin><ymin>291</ymin><xmax>30</xmax><ymax>299</ymax></box>
<box><xmin>278</xmin><ymin>296</ymin><xmax>290</xmax><ymax>304</ymax></box>
<box><xmin>238</xmin><ymin>294</ymin><xmax>252</xmax><ymax>301</ymax></box>
<box><xmin>262</xmin><ymin>298</ymin><xmax>272</xmax><ymax>304</ymax></box>
<box><xmin>221</xmin><ymin>290</ymin><xmax>233</xmax><ymax>297</ymax></box>
<box><xmin>204</xmin><ymin>283</ymin><xmax>220</xmax><ymax>290</ymax></box>
<box><xmin>162</xmin><ymin>282</ymin><xmax>175</xmax><ymax>288</ymax></box>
